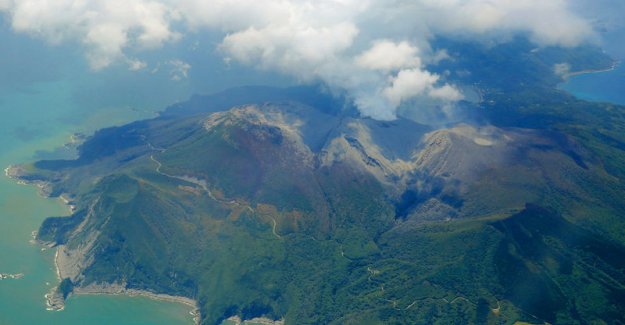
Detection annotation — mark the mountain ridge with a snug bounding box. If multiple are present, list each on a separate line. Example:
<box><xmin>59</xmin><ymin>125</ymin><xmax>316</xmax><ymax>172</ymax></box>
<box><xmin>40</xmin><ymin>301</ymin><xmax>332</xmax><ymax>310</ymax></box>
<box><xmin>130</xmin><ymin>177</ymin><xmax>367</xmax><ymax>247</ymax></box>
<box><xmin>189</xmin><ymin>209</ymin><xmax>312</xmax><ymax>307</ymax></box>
<box><xmin>8</xmin><ymin>40</ymin><xmax>625</xmax><ymax>324</ymax></box>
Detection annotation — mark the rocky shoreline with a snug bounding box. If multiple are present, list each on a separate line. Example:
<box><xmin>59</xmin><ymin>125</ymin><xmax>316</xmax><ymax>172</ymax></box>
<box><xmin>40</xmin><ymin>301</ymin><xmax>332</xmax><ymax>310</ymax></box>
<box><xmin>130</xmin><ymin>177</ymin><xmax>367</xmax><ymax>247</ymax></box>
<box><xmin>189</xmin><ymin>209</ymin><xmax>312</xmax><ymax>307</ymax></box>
<box><xmin>46</xmin><ymin>235</ymin><xmax>201</xmax><ymax>323</ymax></box>
<box><xmin>6</xmin><ymin>163</ymin><xmax>79</xmax><ymax>216</ymax></box>
<box><xmin>44</xmin><ymin>271</ymin><xmax>201</xmax><ymax>324</ymax></box>
<box><xmin>6</xmin><ymin>164</ymin><xmax>200</xmax><ymax>324</ymax></box>
<box><xmin>0</xmin><ymin>273</ymin><xmax>24</xmax><ymax>280</ymax></box>
<box><xmin>562</xmin><ymin>60</ymin><xmax>620</xmax><ymax>80</ymax></box>
<box><xmin>4</xmin><ymin>165</ymin><xmax>54</xmax><ymax>198</ymax></box>
<box><xmin>72</xmin><ymin>283</ymin><xmax>201</xmax><ymax>324</ymax></box>
<box><xmin>44</xmin><ymin>287</ymin><xmax>66</xmax><ymax>311</ymax></box>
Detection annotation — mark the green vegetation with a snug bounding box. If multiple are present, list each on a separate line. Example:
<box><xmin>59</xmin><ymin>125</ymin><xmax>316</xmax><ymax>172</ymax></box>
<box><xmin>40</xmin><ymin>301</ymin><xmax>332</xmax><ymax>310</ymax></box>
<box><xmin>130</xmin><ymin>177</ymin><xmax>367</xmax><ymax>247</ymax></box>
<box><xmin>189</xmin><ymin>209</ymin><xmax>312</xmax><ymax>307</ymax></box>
<box><xmin>58</xmin><ymin>278</ymin><xmax>74</xmax><ymax>300</ymax></box>
<box><xmin>17</xmin><ymin>38</ymin><xmax>625</xmax><ymax>324</ymax></box>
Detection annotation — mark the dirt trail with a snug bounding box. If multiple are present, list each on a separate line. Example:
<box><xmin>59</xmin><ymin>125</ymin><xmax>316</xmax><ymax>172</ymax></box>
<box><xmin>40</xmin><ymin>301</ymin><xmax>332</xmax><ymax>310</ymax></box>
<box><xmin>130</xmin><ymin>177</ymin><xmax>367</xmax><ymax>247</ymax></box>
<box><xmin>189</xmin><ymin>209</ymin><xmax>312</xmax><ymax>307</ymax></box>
<box><xmin>147</xmin><ymin>141</ymin><xmax>283</xmax><ymax>240</ymax></box>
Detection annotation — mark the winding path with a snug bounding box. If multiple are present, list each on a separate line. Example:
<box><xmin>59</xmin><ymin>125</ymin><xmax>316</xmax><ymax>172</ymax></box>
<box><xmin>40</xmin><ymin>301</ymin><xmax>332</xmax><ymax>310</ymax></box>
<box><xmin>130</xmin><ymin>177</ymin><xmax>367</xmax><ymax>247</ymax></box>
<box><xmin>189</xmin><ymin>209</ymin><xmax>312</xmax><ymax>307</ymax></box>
<box><xmin>146</xmin><ymin>141</ymin><xmax>282</xmax><ymax>240</ymax></box>
<box><xmin>270</xmin><ymin>217</ymin><xmax>282</xmax><ymax>239</ymax></box>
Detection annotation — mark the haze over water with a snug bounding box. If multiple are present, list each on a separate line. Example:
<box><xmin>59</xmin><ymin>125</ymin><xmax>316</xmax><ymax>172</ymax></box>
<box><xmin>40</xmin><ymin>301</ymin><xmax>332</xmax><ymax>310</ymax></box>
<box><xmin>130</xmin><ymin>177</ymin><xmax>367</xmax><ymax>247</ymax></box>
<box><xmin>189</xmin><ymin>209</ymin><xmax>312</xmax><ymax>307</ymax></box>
<box><xmin>562</xmin><ymin>2</ymin><xmax>625</xmax><ymax>105</ymax></box>
<box><xmin>0</xmin><ymin>55</ymin><xmax>195</xmax><ymax>325</ymax></box>
<box><xmin>0</xmin><ymin>10</ymin><xmax>296</xmax><ymax>321</ymax></box>
<box><xmin>0</xmin><ymin>86</ymin><xmax>196</xmax><ymax>324</ymax></box>
<box><xmin>1</xmin><ymin>2</ymin><xmax>624</xmax><ymax>324</ymax></box>
<box><xmin>561</xmin><ymin>63</ymin><xmax>625</xmax><ymax>106</ymax></box>
<box><xmin>0</xmin><ymin>8</ymin><xmax>302</xmax><ymax>320</ymax></box>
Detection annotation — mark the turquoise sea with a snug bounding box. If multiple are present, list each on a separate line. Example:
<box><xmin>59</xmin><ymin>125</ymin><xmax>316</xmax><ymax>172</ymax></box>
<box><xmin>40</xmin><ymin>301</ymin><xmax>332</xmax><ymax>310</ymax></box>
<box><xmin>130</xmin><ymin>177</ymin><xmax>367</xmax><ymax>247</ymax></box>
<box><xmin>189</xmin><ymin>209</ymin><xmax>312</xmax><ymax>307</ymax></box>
<box><xmin>1</xmin><ymin>14</ymin><xmax>623</xmax><ymax>325</ymax></box>
<box><xmin>561</xmin><ymin>63</ymin><xmax>625</xmax><ymax>105</ymax></box>
<box><xmin>560</xmin><ymin>25</ymin><xmax>625</xmax><ymax>106</ymax></box>
<box><xmin>0</xmin><ymin>16</ymin><xmax>219</xmax><ymax>322</ymax></box>
<box><xmin>0</xmin><ymin>18</ymin><xmax>293</xmax><ymax>323</ymax></box>
<box><xmin>0</xmin><ymin>80</ymin><xmax>198</xmax><ymax>325</ymax></box>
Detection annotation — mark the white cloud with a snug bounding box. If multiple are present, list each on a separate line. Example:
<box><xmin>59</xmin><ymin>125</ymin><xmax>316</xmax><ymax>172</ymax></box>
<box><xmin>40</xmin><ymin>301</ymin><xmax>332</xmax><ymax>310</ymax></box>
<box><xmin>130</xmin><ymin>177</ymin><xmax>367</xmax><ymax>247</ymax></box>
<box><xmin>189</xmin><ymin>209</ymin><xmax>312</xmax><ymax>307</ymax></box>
<box><xmin>416</xmin><ymin>0</ymin><xmax>593</xmax><ymax>46</ymax></box>
<box><xmin>554</xmin><ymin>63</ymin><xmax>572</xmax><ymax>76</ymax></box>
<box><xmin>356</xmin><ymin>40</ymin><xmax>421</xmax><ymax>72</ymax></box>
<box><xmin>127</xmin><ymin>59</ymin><xmax>148</xmax><ymax>71</ymax></box>
<box><xmin>0</xmin><ymin>0</ymin><xmax>596</xmax><ymax>120</ymax></box>
<box><xmin>383</xmin><ymin>68</ymin><xmax>463</xmax><ymax>107</ymax></box>
<box><xmin>220</xmin><ymin>22</ymin><xmax>359</xmax><ymax>77</ymax></box>
<box><xmin>169</xmin><ymin>59</ymin><xmax>190</xmax><ymax>81</ymax></box>
<box><xmin>6</xmin><ymin>0</ymin><xmax>179</xmax><ymax>70</ymax></box>
<box><xmin>429</xmin><ymin>84</ymin><xmax>464</xmax><ymax>102</ymax></box>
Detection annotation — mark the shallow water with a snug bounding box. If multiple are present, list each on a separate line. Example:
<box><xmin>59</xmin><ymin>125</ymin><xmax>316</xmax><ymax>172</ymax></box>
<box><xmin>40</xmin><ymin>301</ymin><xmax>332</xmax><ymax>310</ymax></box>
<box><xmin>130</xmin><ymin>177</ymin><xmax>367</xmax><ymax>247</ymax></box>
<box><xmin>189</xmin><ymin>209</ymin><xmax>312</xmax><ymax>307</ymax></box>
<box><xmin>0</xmin><ymin>77</ymin><xmax>195</xmax><ymax>325</ymax></box>
<box><xmin>561</xmin><ymin>63</ymin><xmax>625</xmax><ymax>106</ymax></box>
<box><xmin>560</xmin><ymin>25</ymin><xmax>625</xmax><ymax>106</ymax></box>
<box><xmin>0</xmin><ymin>15</ymin><xmax>295</xmax><ymax>322</ymax></box>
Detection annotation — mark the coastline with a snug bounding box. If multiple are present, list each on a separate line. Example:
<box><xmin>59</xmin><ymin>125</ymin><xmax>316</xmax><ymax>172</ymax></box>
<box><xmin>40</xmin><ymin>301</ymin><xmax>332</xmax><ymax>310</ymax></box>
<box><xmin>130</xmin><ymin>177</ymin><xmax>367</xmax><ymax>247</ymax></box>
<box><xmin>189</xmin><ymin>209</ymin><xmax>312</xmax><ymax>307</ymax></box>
<box><xmin>72</xmin><ymin>284</ymin><xmax>200</xmax><ymax>325</ymax></box>
<box><xmin>4</xmin><ymin>164</ymin><xmax>54</xmax><ymax>198</ymax></box>
<box><xmin>6</xmin><ymin>164</ymin><xmax>200</xmax><ymax>324</ymax></box>
<box><xmin>43</xmin><ymin>257</ymin><xmax>201</xmax><ymax>325</ymax></box>
<box><xmin>48</xmin><ymin>240</ymin><xmax>201</xmax><ymax>324</ymax></box>
<box><xmin>4</xmin><ymin>165</ymin><xmax>25</xmax><ymax>185</ymax></box>
<box><xmin>562</xmin><ymin>60</ymin><xmax>620</xmax><ymax>80</ymax></box>
<box><xmin>44</xmin><ymin>258</ymin><xmax>201</xmax><ymax>324</ymax></box>
<box><xmin>0</xmin><ymin>273</ymin><xmax>24</xmax><ymax>280</ymax></box>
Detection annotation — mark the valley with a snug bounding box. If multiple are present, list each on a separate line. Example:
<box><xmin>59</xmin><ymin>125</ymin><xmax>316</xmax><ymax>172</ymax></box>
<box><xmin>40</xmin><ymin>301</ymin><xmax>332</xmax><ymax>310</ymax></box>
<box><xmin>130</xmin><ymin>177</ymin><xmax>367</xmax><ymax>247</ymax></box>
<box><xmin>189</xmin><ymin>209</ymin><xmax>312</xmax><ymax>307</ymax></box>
<box><xmin>8</xmin><ymin>39</ymin><xmax>625</xmax><ymax>324</ymax></box>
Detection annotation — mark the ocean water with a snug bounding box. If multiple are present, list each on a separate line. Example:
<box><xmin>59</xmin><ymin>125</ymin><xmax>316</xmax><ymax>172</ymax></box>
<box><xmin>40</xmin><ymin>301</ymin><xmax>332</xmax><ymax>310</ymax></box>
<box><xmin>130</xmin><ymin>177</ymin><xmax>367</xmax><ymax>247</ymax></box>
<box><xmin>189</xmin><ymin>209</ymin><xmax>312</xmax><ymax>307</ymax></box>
<box><xmin>561</xmin><ymin>63</ymin><xmax>625</xmax><ymax>105</ymax></box>
<box><xmin>0</xmin><ymin>80</ymin><xmax>196</xmax><ymax>324</ymax></box>
<box><xmin>6</xmin><ymin>14</ymin><xmax>619</xmax><ymax>325</ymax></box>
<box><xmin>0</xmin><ymin>27</ymin><xmax>199</xmax><ymax>323</ymax></box>
<box><xmin>0</xmin><ymin>16</ymin><xmax>296</xmax><ymax>323</ymax></box>
<box><xmin>560</xmin><ymin>25</ymin><xmax>625</xmax><ymax>106</ymax></box>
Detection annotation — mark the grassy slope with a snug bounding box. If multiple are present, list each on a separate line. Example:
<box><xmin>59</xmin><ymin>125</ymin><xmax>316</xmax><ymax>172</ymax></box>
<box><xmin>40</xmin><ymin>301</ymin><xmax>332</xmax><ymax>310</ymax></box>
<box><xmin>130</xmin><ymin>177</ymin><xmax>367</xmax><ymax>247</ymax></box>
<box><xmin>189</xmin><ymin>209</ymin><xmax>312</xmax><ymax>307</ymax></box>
<box><xmin>23</xmin><ymin>39</ymin><xmax>625</xmax><ymax>324</ymax></box>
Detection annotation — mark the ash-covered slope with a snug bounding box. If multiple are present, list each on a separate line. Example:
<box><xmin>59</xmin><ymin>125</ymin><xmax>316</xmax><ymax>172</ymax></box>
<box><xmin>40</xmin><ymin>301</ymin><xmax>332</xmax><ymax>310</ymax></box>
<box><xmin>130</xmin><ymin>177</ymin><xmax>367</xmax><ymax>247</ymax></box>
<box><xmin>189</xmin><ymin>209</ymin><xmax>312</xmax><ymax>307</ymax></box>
<box><xmin>11</xmin><ymin>92</ymin><xmax>625</xmax><ymax>324</ymax></box>
<box><xmin>10</xmin><ymin>41</ymin><xmax>625</xmax><ymax>324</ymax></box>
